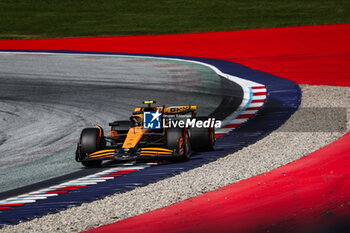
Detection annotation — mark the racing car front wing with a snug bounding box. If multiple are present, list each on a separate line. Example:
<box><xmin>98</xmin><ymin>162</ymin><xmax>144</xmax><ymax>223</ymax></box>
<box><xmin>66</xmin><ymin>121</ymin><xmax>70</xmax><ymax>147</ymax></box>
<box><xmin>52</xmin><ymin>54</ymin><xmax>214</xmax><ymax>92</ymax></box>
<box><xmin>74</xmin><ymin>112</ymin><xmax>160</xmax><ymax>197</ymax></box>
<box><xmin>85</xmin><ymin>147</ymin><xmax>175</xmax><ymax>161</ymax></box>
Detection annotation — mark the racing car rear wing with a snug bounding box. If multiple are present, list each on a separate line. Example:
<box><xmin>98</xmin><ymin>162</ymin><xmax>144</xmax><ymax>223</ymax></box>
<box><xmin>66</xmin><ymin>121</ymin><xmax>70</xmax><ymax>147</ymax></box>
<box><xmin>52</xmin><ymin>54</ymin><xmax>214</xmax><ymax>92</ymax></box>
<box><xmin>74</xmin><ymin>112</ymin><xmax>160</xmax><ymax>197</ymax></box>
<box><xmin>133</xmin><ymin>105</ymin><xmax>197</xmax><ymax>117</ymax></box>
<box><xmin>161</xmin><ymin>106</ymin><xmax>197</xmax><ymax>117</ymax></box>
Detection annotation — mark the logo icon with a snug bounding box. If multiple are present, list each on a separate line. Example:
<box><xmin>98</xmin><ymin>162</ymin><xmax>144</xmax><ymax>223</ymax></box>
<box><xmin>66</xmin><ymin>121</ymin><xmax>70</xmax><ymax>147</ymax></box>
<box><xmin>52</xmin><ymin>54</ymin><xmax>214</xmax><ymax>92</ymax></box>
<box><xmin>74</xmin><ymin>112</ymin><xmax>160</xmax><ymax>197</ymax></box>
<box><xmin>143</xmin><ymin>110</ymin><xmax>162</xmax><ymax>129</ymax></box>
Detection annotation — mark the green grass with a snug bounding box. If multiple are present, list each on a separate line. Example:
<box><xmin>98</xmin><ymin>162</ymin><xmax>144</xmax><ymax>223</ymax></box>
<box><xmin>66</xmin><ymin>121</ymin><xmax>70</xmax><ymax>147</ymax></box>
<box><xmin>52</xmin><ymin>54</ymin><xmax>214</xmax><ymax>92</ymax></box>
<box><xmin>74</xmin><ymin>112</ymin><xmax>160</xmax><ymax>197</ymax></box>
<box><xmin>0</xmin><ymin>0</ymin><xmax>349</xmax><ymax>39</ymax></box>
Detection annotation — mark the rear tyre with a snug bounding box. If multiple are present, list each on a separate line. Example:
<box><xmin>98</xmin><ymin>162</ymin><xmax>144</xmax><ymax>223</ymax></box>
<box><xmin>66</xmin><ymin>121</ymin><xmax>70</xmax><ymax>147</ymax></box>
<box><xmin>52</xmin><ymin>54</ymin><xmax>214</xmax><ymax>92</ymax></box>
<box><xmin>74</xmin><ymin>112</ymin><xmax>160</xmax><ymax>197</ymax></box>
<box><xmin>110</xmin><ymin>120</ymin><xmax>131</xmax><ymax>133</ymax></box>
<box><xmin>190</xmin><ymin>118</ymin><xmax>215</xmax><ymax>152</ymax></box>
<box><xmin>166</xmin><ymin>128</ymin><xmax>191</xmax><ymax>161</ymax></box>
<box><xmin>78</xmin><ymin>127</ymin><xmax>104</xmax><ymax>167</ymax></box>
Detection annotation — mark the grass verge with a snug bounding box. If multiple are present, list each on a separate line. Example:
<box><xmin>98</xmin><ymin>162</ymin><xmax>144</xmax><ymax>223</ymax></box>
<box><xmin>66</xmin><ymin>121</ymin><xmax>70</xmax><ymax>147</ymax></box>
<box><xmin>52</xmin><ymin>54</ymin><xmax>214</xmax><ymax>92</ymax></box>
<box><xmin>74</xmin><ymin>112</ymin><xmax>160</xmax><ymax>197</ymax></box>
<box><xmin>1</xmin><ymin>0</ymin><xmax>350</xmax><ymax>39</ymax></box>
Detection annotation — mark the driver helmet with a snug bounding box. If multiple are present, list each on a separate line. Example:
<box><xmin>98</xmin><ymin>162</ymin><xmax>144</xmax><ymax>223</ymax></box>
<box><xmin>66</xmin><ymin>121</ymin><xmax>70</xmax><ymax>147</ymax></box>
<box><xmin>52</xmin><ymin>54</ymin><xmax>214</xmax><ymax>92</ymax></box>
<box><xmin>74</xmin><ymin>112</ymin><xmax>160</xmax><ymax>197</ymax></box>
<box><xmin>130</xmin><ymin>114</ymin><xmax>143</xmax><ymax>126</ymax></box>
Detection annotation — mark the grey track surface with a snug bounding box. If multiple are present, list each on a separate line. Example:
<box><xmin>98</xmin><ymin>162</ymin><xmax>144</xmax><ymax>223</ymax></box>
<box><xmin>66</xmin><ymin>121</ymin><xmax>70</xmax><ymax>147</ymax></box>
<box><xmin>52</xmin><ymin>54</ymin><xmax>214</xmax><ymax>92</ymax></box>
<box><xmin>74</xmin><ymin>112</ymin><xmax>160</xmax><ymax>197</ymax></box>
<box><xmin>2</xmin><ymin>85</ymin><xmax>348</xmax><ymax>233</ymax></box>
<box><xmin>0</xmin><ymin>53</ymin><xmax>227</xmax><ymax>193</ymax></box>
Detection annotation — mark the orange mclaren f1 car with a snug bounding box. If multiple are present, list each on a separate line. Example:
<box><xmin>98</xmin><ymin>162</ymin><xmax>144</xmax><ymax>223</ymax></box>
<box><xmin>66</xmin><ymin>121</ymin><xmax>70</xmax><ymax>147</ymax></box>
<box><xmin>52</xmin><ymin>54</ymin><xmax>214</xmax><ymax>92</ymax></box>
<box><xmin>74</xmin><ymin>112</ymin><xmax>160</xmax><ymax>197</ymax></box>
<box><xmin>75</xmin><ymin>101</ymin><xmax>216</xmax><ymax>167</ymax></box>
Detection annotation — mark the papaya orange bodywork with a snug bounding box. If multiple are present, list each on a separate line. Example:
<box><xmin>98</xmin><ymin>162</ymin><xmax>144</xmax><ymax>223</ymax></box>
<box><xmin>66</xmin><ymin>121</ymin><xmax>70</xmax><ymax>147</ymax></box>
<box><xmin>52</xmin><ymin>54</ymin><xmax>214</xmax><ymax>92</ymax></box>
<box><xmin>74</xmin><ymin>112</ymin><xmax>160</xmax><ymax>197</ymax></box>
<box><xmin>122</xmin><ymin>126</ymin><xmax>149</xmax><ymax>149</ymax></box>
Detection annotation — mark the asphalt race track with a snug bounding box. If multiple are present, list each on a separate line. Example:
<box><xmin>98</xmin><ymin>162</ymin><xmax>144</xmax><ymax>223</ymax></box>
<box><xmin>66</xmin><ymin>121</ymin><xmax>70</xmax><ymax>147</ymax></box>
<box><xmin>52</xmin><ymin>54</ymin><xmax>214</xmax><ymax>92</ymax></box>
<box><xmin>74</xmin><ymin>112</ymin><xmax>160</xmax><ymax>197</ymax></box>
<box><xmin>0</xmin><ymin>50</ymin><xmax>303</xmax><ymax>228</ymax></box>
<box><xmin>0</xmin><ymin>52</ymin><xmax>242</xmax><ymax>194</ymax></box>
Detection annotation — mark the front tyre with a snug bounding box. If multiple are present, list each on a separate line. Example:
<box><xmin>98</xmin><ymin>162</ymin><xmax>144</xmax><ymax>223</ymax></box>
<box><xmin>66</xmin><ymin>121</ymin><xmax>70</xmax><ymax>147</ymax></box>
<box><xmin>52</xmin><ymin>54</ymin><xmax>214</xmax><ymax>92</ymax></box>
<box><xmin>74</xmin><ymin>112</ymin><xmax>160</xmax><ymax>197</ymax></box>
<box><xmin>166</xmin><ymin>128</ymin><xmax>191</xmax><ymax>161</ymax></box>
<box><xmin>77</xmin><ymin>127</ymin><xmax>105</xmax><ymax>167</ymax></box>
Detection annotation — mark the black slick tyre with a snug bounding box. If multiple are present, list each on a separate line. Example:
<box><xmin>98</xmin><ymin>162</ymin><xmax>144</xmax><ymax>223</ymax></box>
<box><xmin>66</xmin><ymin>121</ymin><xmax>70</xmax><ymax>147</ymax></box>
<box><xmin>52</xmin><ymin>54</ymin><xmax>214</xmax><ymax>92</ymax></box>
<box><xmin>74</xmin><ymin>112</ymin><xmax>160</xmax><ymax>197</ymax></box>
<box><xmin>110</xmin><ymin>120</ymin><xmax>130</xmax><ymax>133</ymax></box>
<box><xmin>166</xmin><ymin>128</ymin><xmax>191</xmax><ymax>161</ymax></box>
<box><xmin>78</xmin><ymin>127</ymin><xmax>104</xmax><ymax>167</ymax></box>
<box><xmin>190</xmin><ymin>118</ymin><xmax>215</xmax><ymax>152</ymax></box>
